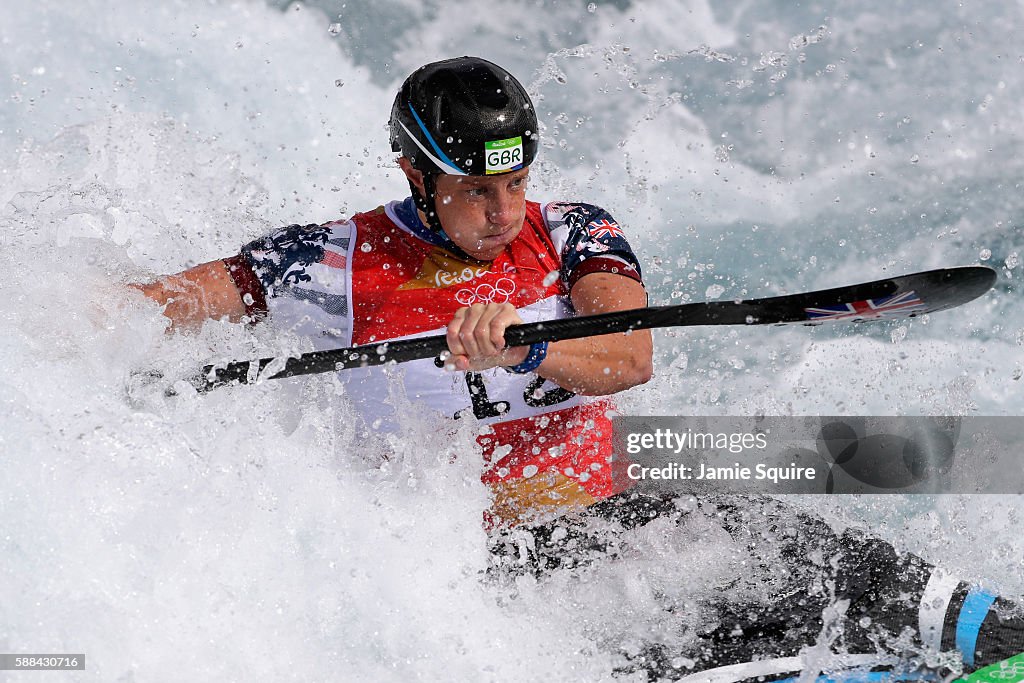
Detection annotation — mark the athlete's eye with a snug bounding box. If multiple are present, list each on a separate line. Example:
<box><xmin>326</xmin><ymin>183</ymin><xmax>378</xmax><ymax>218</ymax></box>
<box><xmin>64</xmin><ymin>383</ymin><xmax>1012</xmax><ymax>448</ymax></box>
<box><xmin>466</xmin><ymin>187</ymin><xmax>486</xmax><ymax>197</ymax></box>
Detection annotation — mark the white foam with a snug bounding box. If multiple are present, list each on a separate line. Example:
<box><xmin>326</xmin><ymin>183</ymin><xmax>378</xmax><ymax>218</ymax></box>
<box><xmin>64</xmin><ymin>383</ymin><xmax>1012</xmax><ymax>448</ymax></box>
<box><xmin>2</xmin><ymin>1</ymin><xmax>1022</xmax><ymax>679</ymax></box>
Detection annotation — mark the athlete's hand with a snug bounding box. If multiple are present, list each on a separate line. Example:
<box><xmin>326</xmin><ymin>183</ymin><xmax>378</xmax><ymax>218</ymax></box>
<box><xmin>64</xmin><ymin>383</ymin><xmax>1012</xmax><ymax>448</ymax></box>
<box><xmin>444</xmin><ymin>303</ymin><xmax>529</xmax><ymax>372</ymax></box>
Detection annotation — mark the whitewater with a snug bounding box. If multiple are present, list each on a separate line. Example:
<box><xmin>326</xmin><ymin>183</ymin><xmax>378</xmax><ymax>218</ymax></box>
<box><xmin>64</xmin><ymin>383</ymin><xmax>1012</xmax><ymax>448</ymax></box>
<box><xmin>1</xmin><ymin>0</ymin><xmax>1021</xmax><ymax>680</ymax></box>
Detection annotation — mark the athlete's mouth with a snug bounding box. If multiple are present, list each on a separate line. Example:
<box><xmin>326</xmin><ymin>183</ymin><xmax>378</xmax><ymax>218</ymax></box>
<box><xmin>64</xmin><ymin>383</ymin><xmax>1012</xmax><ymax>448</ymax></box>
<box><xmin>471</xmin><ymin>224</ymin><xmax>519</xmax><ymax>254</ymax></box>
<box><xmin>484</xmin><ymin>225</ymin><xmax>515</xmax><ymax>240</ymax></box>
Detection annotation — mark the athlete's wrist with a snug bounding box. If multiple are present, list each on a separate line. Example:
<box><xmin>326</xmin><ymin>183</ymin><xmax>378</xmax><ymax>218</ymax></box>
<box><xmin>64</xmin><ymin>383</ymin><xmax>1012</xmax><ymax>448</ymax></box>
<box><xmin>504</xmin><ymin>341</ymin><xmax>548</xmax><ymax>374</ymax></box>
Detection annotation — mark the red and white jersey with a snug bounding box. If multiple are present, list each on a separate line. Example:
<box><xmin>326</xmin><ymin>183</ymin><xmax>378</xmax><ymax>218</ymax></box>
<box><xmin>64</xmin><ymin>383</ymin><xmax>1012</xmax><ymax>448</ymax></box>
<box><xmin>226</xmin><ymin>197</ymin><xmax>643</xmax><ymax>524</ymax></box>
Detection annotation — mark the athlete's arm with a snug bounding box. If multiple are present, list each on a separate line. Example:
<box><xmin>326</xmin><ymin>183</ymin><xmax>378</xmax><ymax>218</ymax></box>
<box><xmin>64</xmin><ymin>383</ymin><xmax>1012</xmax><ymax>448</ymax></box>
<box><xmin>444</xmin><ymin>272</ymin><xmax>653</xmax><ymax>395</ymax></box>
<box><xmin>129</xmin><ymin>259</ymin><xmax>247</xmax><ymax>332</ymax></box>
<box><xmin>543</xmin><ymin>272</ymin><xmax>653</xmax><ymax>394</ymax></box>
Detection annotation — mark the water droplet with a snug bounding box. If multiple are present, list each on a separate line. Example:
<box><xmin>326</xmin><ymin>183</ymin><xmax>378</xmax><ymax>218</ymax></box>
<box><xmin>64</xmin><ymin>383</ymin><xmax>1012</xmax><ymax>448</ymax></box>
<box><xmin>334</xmin><ymin>79</ymin><xmax>344</xmax><ymax>88</ymax></box>
<box><xmin>587</xmin><ymin>2</ymin><xmax>596</xmax><ymax>12</ymax></box>
<box><xmin>360</xmin><ymin>242</ymin><xmax>372</xmax><ymax>253</ymax></box>
<box><xmin>910</xmin><ymin>154</ymin><xmax>920</xmax><ymax>163</ymax></box>
<box><xmin>672</xmin><ymin>657</ymin><xmax>695</xmax><ymax>670</ymax></box>
<box><xmin>1006</xmin><ymin>252</ymin><xmax>1019</xmax><ymax>269</ymax></box>
<box><xmin>705</xmin><ymin>284</ymin><xmax>726</xmax><ymax>299</ymax></box>
<box><xmin>979</xmin><ymin>248</ymin><xmax>992</xmax><ymax>261</ymax></box>
<box><xmin>327</xmin><ymin>22</ymin><xmax>342</xmax><ymax>35</ymax></box>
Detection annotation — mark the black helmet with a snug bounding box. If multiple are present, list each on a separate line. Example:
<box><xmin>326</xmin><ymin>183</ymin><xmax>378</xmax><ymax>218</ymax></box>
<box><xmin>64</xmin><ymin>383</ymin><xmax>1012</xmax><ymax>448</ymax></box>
<box><xmin>390</xmin><ymin>56</ymin><xmax>539</xmax><ymax>177</ymax></box>
<box><xmin>390</xmin><ymin>57</ymin><xmax>539</xmax><ymax>242</ymax></box>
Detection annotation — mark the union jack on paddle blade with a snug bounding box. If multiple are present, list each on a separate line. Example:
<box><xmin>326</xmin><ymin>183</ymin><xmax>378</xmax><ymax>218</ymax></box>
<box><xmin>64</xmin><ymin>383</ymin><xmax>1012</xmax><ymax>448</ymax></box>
<box><xmin>804</xmin><ymin>290</ymin><xmax>927</xmax><ymax>322</ymax></box>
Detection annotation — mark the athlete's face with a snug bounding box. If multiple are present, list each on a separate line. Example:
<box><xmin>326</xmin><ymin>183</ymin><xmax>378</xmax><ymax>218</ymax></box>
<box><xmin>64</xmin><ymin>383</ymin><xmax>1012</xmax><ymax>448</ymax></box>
<box><xmin>400</xmin><ymin>158</ymin><xmax>529</xmax><ymax>261</ymax></box>
<box><xmin>434</xmin><ymin>169</ymin><xmax>529</xmax><ymax>260</ymax></box>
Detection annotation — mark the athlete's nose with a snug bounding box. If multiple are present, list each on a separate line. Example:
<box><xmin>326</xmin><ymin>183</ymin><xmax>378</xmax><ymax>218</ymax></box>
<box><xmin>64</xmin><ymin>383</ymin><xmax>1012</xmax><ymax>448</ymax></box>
<box><xmin>486</xmin><ymin>188</ymin><xmax>517</xmax><ymax>228</ymax></box>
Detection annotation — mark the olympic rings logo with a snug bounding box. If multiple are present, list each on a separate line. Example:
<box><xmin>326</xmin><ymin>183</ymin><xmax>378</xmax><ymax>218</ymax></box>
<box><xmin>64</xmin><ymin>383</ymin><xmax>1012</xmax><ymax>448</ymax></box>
<box><xmin>988</xmin><ymin>663</ymin><xmax>1024</xmax><ymax>680</ymax></box>
<box><xmin>454</xmin><ymin>278</ymin><xmax>517</xmax><ymax>305</ymax></box>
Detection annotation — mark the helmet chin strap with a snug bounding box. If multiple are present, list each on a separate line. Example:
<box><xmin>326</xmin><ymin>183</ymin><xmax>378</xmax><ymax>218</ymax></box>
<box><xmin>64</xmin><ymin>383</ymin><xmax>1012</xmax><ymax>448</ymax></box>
<box><xmin>408</xmin><ymin>173</ymin><xmax>443</xmax><ymax>233</ymax></box>
<box><xmin>407</xmin><ymin>173</ymin><xmax>475</xmax><ymax>261</ymax></box>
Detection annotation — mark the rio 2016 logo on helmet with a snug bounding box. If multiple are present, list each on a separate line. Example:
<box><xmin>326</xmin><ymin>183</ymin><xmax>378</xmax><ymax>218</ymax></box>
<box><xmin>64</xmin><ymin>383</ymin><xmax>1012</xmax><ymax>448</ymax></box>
<box><xmin>389</xmin><ymin>56</ymin><xmax>539</xmax><ymax>178</ymax></box>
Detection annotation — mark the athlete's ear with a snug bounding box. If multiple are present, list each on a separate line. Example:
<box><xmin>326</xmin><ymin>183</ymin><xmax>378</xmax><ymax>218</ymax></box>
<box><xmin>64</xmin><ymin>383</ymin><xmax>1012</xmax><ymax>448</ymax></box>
<box><xmin>398</xmin><ymin>157</ymin><xmax>426</xmax><ymax>197</ymax></box>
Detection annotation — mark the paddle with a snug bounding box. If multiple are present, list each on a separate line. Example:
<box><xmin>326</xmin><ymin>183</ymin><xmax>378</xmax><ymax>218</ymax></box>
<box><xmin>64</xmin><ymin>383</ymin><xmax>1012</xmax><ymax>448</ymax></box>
<box><xmin>183</xmin><ymin>265</ymin><xmax>995</xmax><ymax>394</ymax></box>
